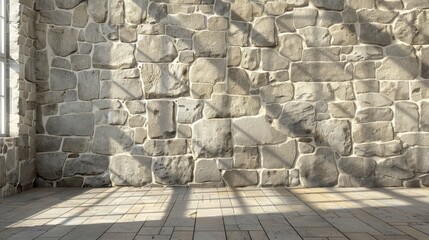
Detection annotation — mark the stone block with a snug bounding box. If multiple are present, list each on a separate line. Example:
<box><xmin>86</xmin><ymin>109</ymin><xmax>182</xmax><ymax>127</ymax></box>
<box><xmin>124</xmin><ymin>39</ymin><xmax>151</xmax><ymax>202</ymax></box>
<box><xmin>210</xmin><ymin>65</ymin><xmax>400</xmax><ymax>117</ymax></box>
<box><xmin>92</xmin><ymin>126</ymin><xmax>134</xmax><ymax>155</ymax></box>
<box><xmin>50</xmin><ymin>68</ymin><xmax>77</xmax><ymax>91</ymax></box>
<box><xmin>140</xmin><ymin>139</ymin><xmax>189</xmax><ymax>156</ymax></box>
<box><xmin>88</xmin><ymin>0</ymin><xmax>107</xmax><ymax>23</ymax></box>
<box><xmin>231</xmin><ymin>0</ymin><xmax>253</xmax><ymax>21</ymax></box>
<box><xmin>353</xmin><ymin>122</ymin><xmax>394</xmax><ymax>143</ymax></box>
<box><xmin>93</xmin><ymin>43</ymin><xmax>136</xmax><ymax>69</ymax></box>
<box><xmin>203</xmin><ymin>94</ymin><xmax>260</xmax><ymax>118</ymax></box>
<box><xmin>62</xmin><ymin>138</ymin><xmax>89</xmax><ymax>153</ymax></box>
<box><xmin>315</xmin><ymin>120</ymin><xmax>352</xmax><ymax>156</ymax></box>
<box><xmin>141</xmin><ymin>63</ymin><xmax>189</xmax><ymax>98</ymax></box>
<box><xmin>298</xmin><ymin>148</ymin><xmax>338</xmax><ymax>187</ymax></box>
<box><xmin>147</xmin><ymin>100</ymin><xmax>175</xmax><ymax>139</ymax></box>
<box><xmin>261</xmin><ymin>169</ymin><xmax>288</xmax><ymax>187</ymax></box>
<box><xmin>168</xmin><ymin>14</ymin><xmax>206</xmax><ymax>30</ymax></box>
<box><xmin>64</xmin><ymin>154</ymin><xmax>109</xmax><ymax>176</ymax></box>
<box><xmin>46</xmin><ymin>114</ymin><xmax>94</xmax><ymax>136</ymax></box>
<box><xmin>227</xmin><ymin>68</ymin><xmax>250</xmax><ymax>95</ymax></box>
<box><xmin>241</xmin><ymin>48</ymin><xmax>260</xmax><ymax>70</ymax></box>
<box><xmin>251</xmin><ymin>17</ymin><xmax>277</xmax><ymax>47</ymax></box>
<box><xmin>232</xmin><ymin>115</ymin><xmax>287</xmax><ymax>146</ymax></box>
<box><xmin>190</xmin><ymin>58</ymin><xmax>226</xmax><ymax>84</ymax></box>
<box><xmin>261</xmin><ymin>49</ymin><xmax>289</xmax><ymax>71</ymax></box>
<box><xmin>36</xmin><ymin>135</ymin><xmax>62</xmax><ymax>152</ymax></box>
<box><xmin>154</xmin><ymin>155</ymin><xmax>193</xmax><ymax>185</ymax></box>
<box><xmin>222</xmin><ymin>170</ymin><xmax>258</xmax><ymax>187</ymax></box>
<box><xmin>194</xmin><ymin>31</ymin><xmax>227</xmax><ymax>58</ymax></box>
<box><xmin>279</xmin><ymin>34</ymin><xmax>303</xmax><ymax>61</ymax></box>
<box><xmin>136</xmin><ymin>36</ymin><xmax>177</xmax><ymax>63</ymax></box>
<box><xmin>356</xmin><ymin>108</ymin><xmax>393</xmax><ymax>123</ymax></box>
<box><xmin>192</xmin><ymin>119</ymin><xmax>232</xmax><ymax>158</ymax></box>
<box><xmin>100</xmin><ymin>79</ymin><xmax>143</xmax><ymax>100</ymax></box>
<box><xmin>233</xmin><ymin>146</ymin><xmax>259</xmax><ymax>169</ymax></box>
<box><xmin>395</xmin><ymin>102</ymin><xmax>419</xmax><ymax>132</ymax></box>
<box><xmin>357</xmin><ymin>93</ymin><xmax>393</xmax><ymax>107</ymax></box>
<box><xmin>329</xmin><ymin>24</ymin><xmax>357</xmax><ymax>45</ymax></box>
<box><xmin>291</xmin><ymin>62</ymin><xmax>352</xmax><ymax>82</ymax></box>
<box><xmin>83</xmin><ymin>173</ymin><xmax>111</xmax><ymax>187</ymax></box>
<box><xmin>39</xmin><ymin>10</ymin><xmax>72</xmax><ymax>25</ymax></box>
<box><xmin>36</xmin><ymin>153</ymin><xmax>67</xmax><ymax>180</ymax></box>
<box><xmin>261</xmin><ymin>140</ymin><xmax>297</xmax><ymax>169</ymax></box>
<box><xmin>194</xmin><ymin>159</ymin><xmax>222</xmax><ymax>183</ymax></box>
<box><xmin>376</xmin><ymin>57</ymin><xmax>419</xmax><ymax>80</ymax></box>
<box><xmin>110</xmin><ymin>155</ymin><xmax>152</xmax><ymax>186</ymax></box>
<box><xmin>328</xmin><ymin>102</ymin><xmax>355</xmax><ymax>118</ymax></box>
<box><xmin>394</xmin><ymin>10</ymin><xmax>429</xmax><ymax>45</ymax></box>
<box><xmin>360</xmin><ymin>23</ymin><xmax>392</xmax><ymax>46</ymax></box>
<box><xmin>228</xmin><ymin>21</ymin><xmax>250</xmax><ymax>46</ymax></box>
<box><xmin>177</xmin><ymin>98</ymin><xmax>203</xmax><ymax>124</ymax></box>
<box><xmin>124</xmin><ymin>0</ymin><xmax>147</xmax><ymax>24</ymax></box>
<box><xmin>377</xmin><ymin>156</ymin><xmax>414</xmax><ymax>180</ymax></box>
<box><xmin>273</xmin><ymin>102</ymin><xmax>316</xmax><ymax>137</ymax></box>
<box><xmin>260</xmin><ymin>83</ymin><xmax>294</xmax><ymax>104</ymax></box>
<box><xmin>300</xmin><ymin>27</ymin><xmax>331</xmax><ymax>47</ymax></box>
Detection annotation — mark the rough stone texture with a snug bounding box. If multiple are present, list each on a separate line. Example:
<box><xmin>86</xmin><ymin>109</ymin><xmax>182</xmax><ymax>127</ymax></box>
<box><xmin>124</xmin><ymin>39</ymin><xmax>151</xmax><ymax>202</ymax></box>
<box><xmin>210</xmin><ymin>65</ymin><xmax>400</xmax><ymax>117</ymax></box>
<box><xmin>232</xmin><ymin>116</ymin><xmax>287</xmax><ymax>146</ymax></box>
<box><xmin>233</xmin><ymin>146</ymin><xmax>259</xmax><ymax>169</ymax></box>
<box><xmin>154</xmin><ymin>156</ymin><xmax>194</xmax><ymax>185</ymax></box>
<box><xmin>355</xmin><ymin>141</ymin><xmax>402</xmax><ymax>157</ymax></box>
<box><xmin>395</xmin><ymin>102</ymin><xmax>419</xmax><ymax>132</ymax></box>
<box><xmin>147</xmin><ymin>101</ymin><xmax>176</xmax><ymax>139</ymax></box>
<box><xmin>92</xmin><ymin>126</ymin><xmax>134</xmax><ymax>155</ymax></box>
<box><xmin>353</xmin><ymin>122</ymin><xmax>394</xmax><ymax>143</ymax></box>
<box><xmin>291</xmin><ymin>62</ymin><xmax>352</xmax><ymax>82</ymax></box>
<box><xmin>141</xmin><ymin>64</ymin><xmax>189</xmax><ymax>98</ymax></box>
<box><xmin>261</xmin><ymin>140</ymin><xmax>297</xmax><ymax>169</ymax></box>
<box><xmin>261</xmin><ymin>169</ymin><xmax>289</xmax><ymax>187</ymax></box>
<box><xmin>251</xmin><ymin>17</ymin><xmax>276</xmax><ymax>47</ymax></box>
<box><xmin>36</xmin><ymin>153</ymin><xmax>67</xmax><ymax>180</ymax></box>
<box><xmin>192</xmin><ymin>119</ymin><xmax>232</xmax><ymax>158</ymax></box>
<box><xmin>222</xmin><ymin>170</ymin><xmax>258</xmax><ymax>187</ymax></box>
<box><xmin>394</xmin><ymin>10</ymin><xmax>429</xmax><ymax>45</ymax></box>
<box><xmin>48</xmin><ymin>27</ymin><xmax>78</xmax><ymax>57</ymax></box>
<box><xmin>274</xmin><ymin>102</ymin><xmax>316</xmax><ymax>137</ymax></box>
<box><xmin>14</xmin><ymin>0</ymin><xmax>429</xmax><ymax>190</ymax></box>
<box><xmin>194</xmin><ymin>31</ymin><xmax>227</xmax><ymax>58</ymax></box>
<box><xmin>63</xmin><ymin>154</ymin><xmax>109</xmax><ymax>176</ymax></box>
<box><xmin>315</xmin><ymin>120</ymin><xmax>352</xmax><ymax>156</ymax></box>
<box><xmin>298</xmin><ymin>148</ymin><xmax>339</xmax><ymax>187</ymax></box>
<box><xmin>93</xmin><ymin>43</ymin><xmax>136</xmax><ymax>69</ymax></box>
<box><xmin>136</xmin><ymin>36</ymin><xmax>177</xmax><ymax>63</ymax></box>
<box><xmin>110</xmin><ymin>155</ymin><xmax>152</xmax><ymax>186</ymax></box>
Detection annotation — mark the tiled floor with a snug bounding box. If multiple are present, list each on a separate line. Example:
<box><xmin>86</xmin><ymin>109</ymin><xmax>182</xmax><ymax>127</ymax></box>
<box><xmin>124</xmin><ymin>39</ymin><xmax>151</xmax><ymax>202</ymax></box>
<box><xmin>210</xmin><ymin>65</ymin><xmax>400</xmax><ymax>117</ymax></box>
<box><xmin>1</xmin><ymin>187</ymin><xmax>429</xmax><ymax>240</ymax></box>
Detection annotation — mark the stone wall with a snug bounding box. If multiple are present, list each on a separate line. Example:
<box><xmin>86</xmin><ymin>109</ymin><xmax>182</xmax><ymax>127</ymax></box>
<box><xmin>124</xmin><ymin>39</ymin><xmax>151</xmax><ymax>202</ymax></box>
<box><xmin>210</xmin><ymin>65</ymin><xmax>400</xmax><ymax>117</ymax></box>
<box><xmin>0</xmin><ymin>0</ymin><xmax>37</xmax><ymax>197</ymax></box>
<box><xmin>34</xmin><ymin>0</ymin><xmax>429</xmax><ymax>188</ymax></box>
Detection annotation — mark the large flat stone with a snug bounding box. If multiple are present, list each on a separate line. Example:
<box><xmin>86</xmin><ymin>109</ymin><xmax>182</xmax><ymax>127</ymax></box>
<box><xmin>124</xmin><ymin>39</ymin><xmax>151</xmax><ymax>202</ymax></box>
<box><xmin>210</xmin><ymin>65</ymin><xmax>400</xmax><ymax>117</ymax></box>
<box><xmin>261</xmin><ymin>140</ymin><xmax>297</xmax><ymax>169</ymax></box>
<box><xmin>142</xmin><ymin>64</ymin><xmax>189</xmax><ymax>98</ymax></box>
<box><xmin>110</xmin><ymin>155</ymin><xmax>152</xmax><ymax>186</ymax></box>
<box><xmin>273</xmin><ymin>102</ymin><xmax>316</xmax><ymax>137</ymax></box>
<box><xmin>291</xmin><ymin>62</ymin><xmax>352</xmax><ymax>82</ymax></box>
<box><xmin>355</xmin><ymin>141</ymin><xmax>402</xmax><ymax>157</ymax></box>
<box><xmin>194</xmin><ymin>159</ymin><xmax>222</xmax><ymax>183</ymax></box>
<box><xmin>298</xmin><ymin>148</ymin><xmax>339</xmax><ymax>187</ymax></box>
<box><xmin>394</xmin><ymin>10</ymin><xmax>429</xmax><ymax>45</ymax></box>
<box><xmin>232</xmin><ymin>115</ymin><xmax>287</xmax><ymax>146</ymax></box>
<box><xmin>93</xmin><ymin>43</ymin><xmax>136</xmax><ymax>69</ymax></box>
<box><xmin>399</xmin><ymin>133</ymin><xmax>429</xmax><ymax>147</ymax></box>
<box><xmin>353</xmin><ymin>122</ymin><xmax>394</xmax><ymax>143</ymax></box>
<box><xmin>376</xmin><ymin>57</ymin><xmax>419</xmax><ymax>80</ymax></box>
<box><xmin>140</xmin><ymin>139</ymin><xmax>189</xmax><ymax>156</ymax></box>
<box><xmin>360</xmin><ymin>23</ymin><xmax>392</xmax><ymax>46</ymax></box>
<box><xmin>338</xmin><ymin>157</ymin><xmax>376</xmax><ymax>178</ymax></box>
<box><xmin>36</xmin><ymin>153</ymin><xmax>67</xmax><ymax>180</ymax></box>
<box><xmin>192</xmin><ymin>119</ymin><xmax>232</xmax><ymax>158</ymax></box>
<box><xmin>377</xmin><ymin>156</ymin><xmax>415</xmax><ymax>180</ymax></box>
<box><xmin>194</xmin><ymin>31</ymin><xmax>227</xmax><ymax>58</ymax></box>
<box><xmin>190</xmin><ymin>58</ymin><xmax>226</xmax><ymax>84</ymax></box>
<box><xmin>177</xmin><ymin>98</ymin><xmax>203</xmax><ymax>124</ymax></box>
<box><xmin>222</xmin><ymin>170</ymin><xmax>258</xmax><ymax>187</ymax></box>
<box><xmin>78</xmin><ymin>70</ymin><xmax>100</xmax><ymax>101</ymax></box>
<box><xmin>45</xmin><ymin>114</ymin><xmax>94</xmax><ymax>136</ymax></box>
<box><xmin>64</xmin><ymin>154</ymin><xmax>109</xmax><ymax>176</ymax></box>
<box><xmin>88</xmin><ymin>0</ymin><xmax>107</xmax><ymax>23</ymax></box>
<box><xmin>48</xmin><ymin>27</ymin><xmax>78</xmax><ymax>57</ymax></box>
<box><xmin>100</xmin><ymin>79</ymin><xmax>143</xmax><ymax>100</ymax></box>
<box><xmin>203</xmin><ymin>94</ymin><xmax>261</xmax><ymax>118</ymax></box>
<box><xmin>92</xmin><ymin>126</ymin><xmax>134</xmax><ymax>155</ymax></box>
<box><xmin>395</xmin><ymin>102</ymin><xmax>419</xmax><ymax>132</ymax></box>
<box><xmin>153</xmin><ymin>155</ymin><xmax>193</xmax><ymax>185</ymax></box>
<box><xmin>136</xmin><ymin>36</ymin><xmax>177</xmax><ymax>63</ymax></box>
<box><xmin>261</xmin><ymin>169</ymin><xmax>289</xmax><ymax>187</ymax></box>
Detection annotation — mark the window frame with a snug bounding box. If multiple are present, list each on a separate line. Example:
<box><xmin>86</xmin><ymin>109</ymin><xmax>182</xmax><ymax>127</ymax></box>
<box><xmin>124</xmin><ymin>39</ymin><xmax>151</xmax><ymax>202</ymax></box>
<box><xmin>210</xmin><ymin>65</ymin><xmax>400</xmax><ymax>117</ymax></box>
<box><xmin>0</xmin><ymin>0</ymin><xmax>8</xmax><ymax>137</ymax></box>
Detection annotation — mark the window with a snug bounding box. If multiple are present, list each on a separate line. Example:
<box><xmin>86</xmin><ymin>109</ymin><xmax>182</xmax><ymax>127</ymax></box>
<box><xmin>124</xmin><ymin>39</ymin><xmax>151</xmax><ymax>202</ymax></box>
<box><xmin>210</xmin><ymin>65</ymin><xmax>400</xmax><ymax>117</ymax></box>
<box><xmin>0</xmin><ymin>0</ymin><xmax>6</xmax><ymax>136</ymax></box>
